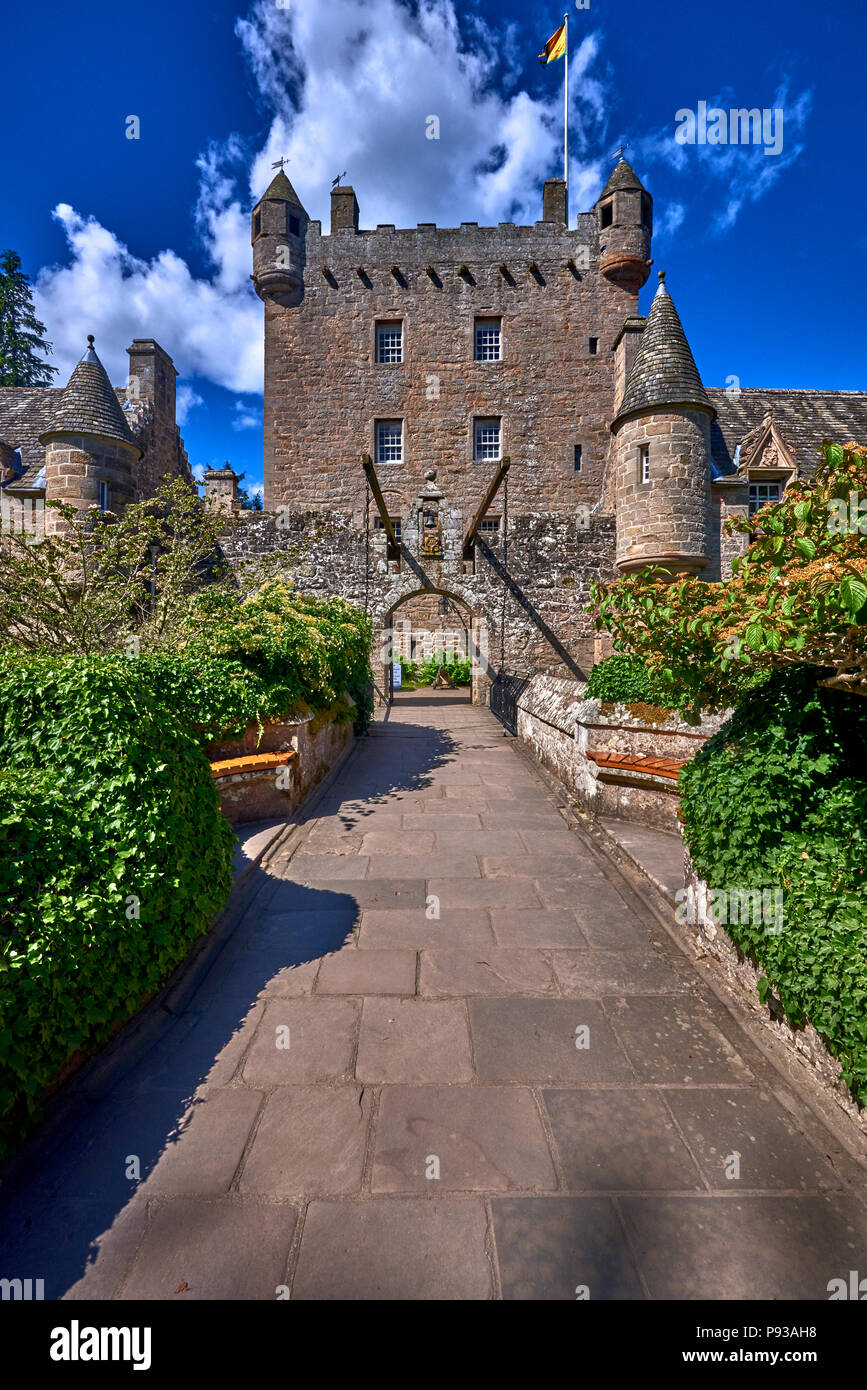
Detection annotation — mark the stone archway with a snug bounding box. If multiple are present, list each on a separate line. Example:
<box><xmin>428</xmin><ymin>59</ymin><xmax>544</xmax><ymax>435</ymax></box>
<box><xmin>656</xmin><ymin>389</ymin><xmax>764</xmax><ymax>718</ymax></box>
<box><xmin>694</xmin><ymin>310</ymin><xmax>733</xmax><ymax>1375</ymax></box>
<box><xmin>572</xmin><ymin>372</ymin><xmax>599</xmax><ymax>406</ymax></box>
<box><xmin>376</xmin><ymin>583</ymin><xmax>493</xmax><ymax>707</ymax></box>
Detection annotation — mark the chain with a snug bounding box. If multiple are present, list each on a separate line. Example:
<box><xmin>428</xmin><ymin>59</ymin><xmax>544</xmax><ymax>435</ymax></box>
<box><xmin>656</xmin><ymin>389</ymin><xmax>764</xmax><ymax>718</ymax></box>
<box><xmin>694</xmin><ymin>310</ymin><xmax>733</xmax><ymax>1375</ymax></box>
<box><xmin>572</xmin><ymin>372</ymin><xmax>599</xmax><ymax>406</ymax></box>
<box><xmin>364</xmin><ymin>478</ymin><xmax>371</xmax><ymax>615</ymax></box>
<box><xmin>500</xmin><ymin>472</ymin><xmax>508</xmax><ymax>673</ymax></box>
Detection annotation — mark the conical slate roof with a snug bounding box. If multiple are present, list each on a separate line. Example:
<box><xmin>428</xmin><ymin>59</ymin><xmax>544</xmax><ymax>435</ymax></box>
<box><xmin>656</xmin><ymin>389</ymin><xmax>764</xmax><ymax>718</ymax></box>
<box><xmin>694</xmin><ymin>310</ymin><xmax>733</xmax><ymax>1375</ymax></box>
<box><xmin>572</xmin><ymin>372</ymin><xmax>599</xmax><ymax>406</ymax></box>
<box><xmin>614</xmin><ymin>273</ymin><xmax>713</xmax><ymax>425</ymax></box>
<box><xmin>40</xmin><ymin>338</ymin><xmax>140</xmax><ymax>450</ymax></box>
<box><xmin>257</xmin><ymin>169</ymin><xmax>305</xmax><ymax>208</ymax></box>
<box><xmin>597</xmin><ymin>157</ymin><xmax>647</xmax><ymax>201</ymax></box>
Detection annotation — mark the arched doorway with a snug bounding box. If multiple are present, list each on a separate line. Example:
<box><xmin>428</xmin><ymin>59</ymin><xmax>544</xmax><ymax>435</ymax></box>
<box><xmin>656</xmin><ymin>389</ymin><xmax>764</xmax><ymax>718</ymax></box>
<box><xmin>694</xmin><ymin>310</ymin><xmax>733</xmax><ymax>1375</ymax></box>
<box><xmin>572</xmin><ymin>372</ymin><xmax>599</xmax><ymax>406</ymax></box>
<box><xmin>376</xmin><ymin>585</ymin><xmax>493</xmax><ymax>707</ymax></box>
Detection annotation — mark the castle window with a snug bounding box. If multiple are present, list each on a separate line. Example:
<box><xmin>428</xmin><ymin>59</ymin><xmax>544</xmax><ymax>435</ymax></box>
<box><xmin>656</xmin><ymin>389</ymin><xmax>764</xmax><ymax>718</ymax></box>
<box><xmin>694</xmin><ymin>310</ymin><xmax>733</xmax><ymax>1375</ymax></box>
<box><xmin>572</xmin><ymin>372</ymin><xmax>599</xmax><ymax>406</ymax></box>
<box><xmin>589</xmin><ymin>337</ymin><xmax>598</xmax><ymax>355</ymax></box>
<box><xmin>376</xmin><ymin>420</ymin><xmax>403</xmax><ymax>464</ymax></box>
<box><xmin>639</xmin><ymin>444</ymin><xmax>650</xmax><ymax>484</ymax></box>
<box><xmin>474</xmin><ymin>418</ymin><xmax>501</xmax><ymax>461</ymax></box>
<box><xmin>252</xmin><ymin>210</ymin><xmax>261</xmax><ymax>237</ymax></box>
<box><xmin>479</xmin><ymin>516</ymin><xmax>501</xmax><ymax>534</ymax></box>
<box><xmin>749</xmin><ymin>481</ymin><xmax>781</xmax><ymax>517</ymax></box>
<box><xmin>600</xmin><ymin>201</ymin><xmax>613</xmax><ymax>229</ymax></box>
<box><xmin>288</xmin><ymin>214</ymin><xmax>300</xmax><ymax>236</ymax></box>
<box><xmin>641</xmin><ymin>195</ymin><xmax>652</xmax><ymax>230</ymax></box>
<box><xmin>475</xmin><ymin>318</ymin><xmax>501</xmax><ymax>361</ymax></box>
<box><xmin>373</xmin><ymin>515</ymin><xmax>402</xmax><ymax>541</ymax></box>
<box><xmin>99</xmin><ymin>481</ymin><xmax>110</xmax><ymax>513</ymax></box>
<box><xmin>574</xmin><ymin>445</ymin><xmax>583</xmax><ymax>472</ymax></box>
<box><xmin>376</xmin><ymin>322</ymin><xmax>403</xmax><ymax>364</ymax></box>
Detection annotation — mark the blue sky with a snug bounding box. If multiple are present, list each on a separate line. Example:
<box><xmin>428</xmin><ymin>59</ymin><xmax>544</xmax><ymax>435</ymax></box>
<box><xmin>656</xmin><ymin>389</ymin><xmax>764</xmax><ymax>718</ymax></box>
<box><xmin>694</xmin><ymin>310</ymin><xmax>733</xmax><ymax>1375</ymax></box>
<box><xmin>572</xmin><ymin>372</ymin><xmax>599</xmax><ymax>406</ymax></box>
<box><xmin>2</xmin><ymin>0</ymin><xmax>864</xmax><ymax>497</ymax></box>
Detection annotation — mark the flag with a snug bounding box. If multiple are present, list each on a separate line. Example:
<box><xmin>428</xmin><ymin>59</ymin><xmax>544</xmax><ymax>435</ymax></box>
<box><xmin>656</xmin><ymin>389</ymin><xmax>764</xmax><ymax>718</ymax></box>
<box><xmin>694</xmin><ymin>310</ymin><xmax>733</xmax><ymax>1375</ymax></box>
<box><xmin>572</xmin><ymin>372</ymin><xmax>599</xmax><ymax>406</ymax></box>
<box><xmin>538</xmin><ymin>21</ymin><xmax>566</xmax><ymax>66</ymax></box>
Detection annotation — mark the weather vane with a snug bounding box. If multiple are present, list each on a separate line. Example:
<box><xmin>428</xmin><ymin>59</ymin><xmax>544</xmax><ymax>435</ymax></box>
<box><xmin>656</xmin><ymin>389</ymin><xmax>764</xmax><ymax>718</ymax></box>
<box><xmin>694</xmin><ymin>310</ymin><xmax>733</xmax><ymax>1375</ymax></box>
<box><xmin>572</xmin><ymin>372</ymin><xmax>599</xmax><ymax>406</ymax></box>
<box><xmin>272</xmin><ymin>156</ymin><xmax>289</xmax><ymax>171</ymax></box>
<box><xmin>332</xmin><ymin>171</ymin><xmax>347</xmax><ymax>189</ymax></box>
<box><xmin>609</xmin><ymin>142</ymin><xmax>630</xmax><ymax>162</ymax></box>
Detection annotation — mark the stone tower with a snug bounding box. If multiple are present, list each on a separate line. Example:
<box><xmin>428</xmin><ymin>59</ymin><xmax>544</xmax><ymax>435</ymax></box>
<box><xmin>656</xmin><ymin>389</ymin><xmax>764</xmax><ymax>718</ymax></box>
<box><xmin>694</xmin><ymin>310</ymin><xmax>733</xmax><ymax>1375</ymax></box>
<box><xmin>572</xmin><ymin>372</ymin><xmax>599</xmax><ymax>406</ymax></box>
<box><xmin>611</xmin><ymin>272</ymin><xmax>714</xmax><ymax>575</ymax></box>
<box><xmin>595</xmin><ymin>157</ymin><xmax>653</xmax><ymax>294</ymax></box>
<box><xmin>39</xmin><ymin>336</ymin><xmax>142</xmax><ymax>535</ymax></box>
<box><xmin>251</xmin><ymin>168</ymin><xmax>309</xmax><ymax>301</ymax></box>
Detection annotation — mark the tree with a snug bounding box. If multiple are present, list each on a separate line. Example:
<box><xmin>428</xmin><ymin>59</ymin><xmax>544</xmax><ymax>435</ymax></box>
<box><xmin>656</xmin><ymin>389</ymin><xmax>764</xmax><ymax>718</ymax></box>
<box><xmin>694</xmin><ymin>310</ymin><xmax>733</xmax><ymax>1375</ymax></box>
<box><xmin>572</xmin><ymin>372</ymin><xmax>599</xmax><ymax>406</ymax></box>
<box><xmin>590</xmin><ymin>441</ymin><xmax>867</xmax><ymax>716</ymax></box>
<box><xmin>0</xmin><ymin>250</ymin><xmax>58</xmax><ymax>387</ymax></box>
<box><xmin>235</xmin><ymin>471</ymin><xmax>264</xmax><ymax>511</ymax></box>
<box><xmin>0</xmin><ymin>477</ymin><xmax>233</xmax><ymax>654</ymax></box>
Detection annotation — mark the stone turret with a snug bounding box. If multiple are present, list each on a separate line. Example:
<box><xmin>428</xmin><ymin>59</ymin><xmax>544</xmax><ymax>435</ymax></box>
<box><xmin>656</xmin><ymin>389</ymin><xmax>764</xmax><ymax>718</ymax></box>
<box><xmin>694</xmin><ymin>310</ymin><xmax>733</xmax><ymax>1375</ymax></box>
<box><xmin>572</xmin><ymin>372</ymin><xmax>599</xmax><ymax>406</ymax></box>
<box><xmin>596</xmin><ymin>158</ymin><xmax>652</xmax><ymax>293</ymax></box>
<box><xmin>611</xmin><ymin>272</ymin><xmax>714</xmax><ymax>575</ymax></box>
<box><xmin>251</xmin><ymin>169</ymin><xmax>308</xmax><ymax>301</ymax></box>
<box><xmin>39</xmin><ymin>336</ymin><xmax>142</xmax><ymax>535</ymax></box>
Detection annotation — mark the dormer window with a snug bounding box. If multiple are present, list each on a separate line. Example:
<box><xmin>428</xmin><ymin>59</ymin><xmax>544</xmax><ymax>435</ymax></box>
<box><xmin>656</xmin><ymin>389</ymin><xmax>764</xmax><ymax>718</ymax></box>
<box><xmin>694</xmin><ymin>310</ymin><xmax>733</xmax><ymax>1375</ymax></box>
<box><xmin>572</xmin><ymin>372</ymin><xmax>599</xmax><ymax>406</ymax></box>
<box><xmin>600</xmin><ymin>201</ymin><xmax>613</xmax><ymax>229</ymax></box>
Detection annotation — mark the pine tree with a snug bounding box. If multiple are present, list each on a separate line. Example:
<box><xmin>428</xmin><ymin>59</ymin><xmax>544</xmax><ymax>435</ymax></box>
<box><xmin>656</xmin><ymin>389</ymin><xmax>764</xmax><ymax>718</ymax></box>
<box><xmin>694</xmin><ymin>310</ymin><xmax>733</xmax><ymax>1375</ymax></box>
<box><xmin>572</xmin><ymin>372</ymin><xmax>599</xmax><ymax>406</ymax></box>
<box><xmin>0</xmin><ymin>250</ymin><xmax>58</xmax><ymax>387</ymax></box>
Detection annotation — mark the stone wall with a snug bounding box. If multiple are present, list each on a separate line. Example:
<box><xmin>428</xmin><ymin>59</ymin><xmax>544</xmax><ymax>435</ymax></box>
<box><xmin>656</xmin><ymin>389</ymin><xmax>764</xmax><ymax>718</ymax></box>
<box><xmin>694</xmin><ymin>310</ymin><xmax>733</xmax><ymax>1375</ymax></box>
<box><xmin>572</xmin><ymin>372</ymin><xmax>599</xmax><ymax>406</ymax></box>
<box><xmin>260</xmin><ymin>212</ymin><xmax>638</xmax><ymax>517</ymax></box>
<box><xmin>209</xmin><ymin>701</ymin><xmax>355</xmax><ymax>826</ymax></box>
<box><xmin>515</xmin><ymin>673</ymin><xmax>725</xmax><ymax>829</ymax></box>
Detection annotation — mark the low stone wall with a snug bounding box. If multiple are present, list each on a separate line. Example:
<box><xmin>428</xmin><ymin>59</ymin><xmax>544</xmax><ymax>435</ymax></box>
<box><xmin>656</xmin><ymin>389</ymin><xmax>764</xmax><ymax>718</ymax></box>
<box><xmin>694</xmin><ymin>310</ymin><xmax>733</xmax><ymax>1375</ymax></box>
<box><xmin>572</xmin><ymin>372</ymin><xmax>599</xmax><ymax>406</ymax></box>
<box><xmin>515</xmin><ymin>673</ymin><xmax>724</xmax><ymax>829</ymax></box>
<box><xmin>207</xmin><ymin>699</ymin><xmax>355</xmax><ymax>826</ymax></box>
<box><xmin>679</xmin><ymin>848</ymin><xmax>867</xmax><ymax>1134</ymax></box>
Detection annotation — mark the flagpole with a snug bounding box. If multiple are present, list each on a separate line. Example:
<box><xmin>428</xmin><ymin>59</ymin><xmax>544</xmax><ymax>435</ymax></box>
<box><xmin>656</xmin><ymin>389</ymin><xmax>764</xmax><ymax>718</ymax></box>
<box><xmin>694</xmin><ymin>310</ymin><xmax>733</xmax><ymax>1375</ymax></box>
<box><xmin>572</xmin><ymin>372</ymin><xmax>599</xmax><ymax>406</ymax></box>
<box><xmin>563</xmin><ymin>12</ymin><xmax>569</xmax><ymax>187</ymax></box>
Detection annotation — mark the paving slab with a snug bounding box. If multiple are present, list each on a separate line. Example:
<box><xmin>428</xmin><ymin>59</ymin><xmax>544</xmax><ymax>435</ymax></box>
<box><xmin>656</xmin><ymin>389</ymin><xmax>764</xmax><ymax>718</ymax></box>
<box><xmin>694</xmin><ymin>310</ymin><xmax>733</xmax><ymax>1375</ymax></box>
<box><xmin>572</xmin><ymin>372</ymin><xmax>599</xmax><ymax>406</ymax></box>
<box><xmin>372</xmin><ymin>1085</ymin><xmax>557</xmax><ymax>1192</ymax></box>
<box><xmin>470</xmin><ymin>998</ymin><xmax>635</xmax><ymax>1084</ymax></box>
<box><xmin>550</xmin><ymin>948</ymin><xmax>688</xmax><ymax>997</ymax></box>
<box><xmin>365</xmin><ymin>854</ymin><xmax>482</xmax><ymax>879</ymax></box>
<box><xmin>606</xmin><ymin>995</ymin><xmax>755</xmax><ymax>1085</ymax></box>
<box><xmin>358</xmin><ymin>907</ymin><xmax>497</xmax><ymax>949</ymax></box>
<box><xmin>356</xmin><ymin>998</ymin><xmax>474</xmax><ymax>1082</ymax></box>
<box><xmin>490</xmin><ymin>909</ymin><xmax>588</xmax><ymax>948</ymax></box>
<box><xmin>291</xmin><ymin>1198</ymin><xmax>492</xmax><ymax>1300</ymax></box>
<box><xmin>316</xmin><ymin>947</ymin><xmax>417</xmax><ymax>994</ymax></box>
<box><xmin>242</xmin><ymin>999</ymin><xmax>359</xmax><ymax>1085</ymax></box>
<box><xmin>120</xmin><ymin>1198</ymin><xmax>297</xmax><ymax>1300</ymax></box>
<box><xmin>491</xmin><ymin>1196</ymin><xmax>646</xmax><ymax>1300</ymax></box>
<box><xmin>238</xmin><ymin>1085</ymin><xmax>371</xmax><ymax>1197</ymax></box>
<box><xmin>419</xmin><ymin>948</ymin><xmax>558</xmax><ymax>996</ymax></box>
<box><xmin>542</xmin><ymin>1088</ymin><xmax>703</xmax><ymax>1191</ymax></box>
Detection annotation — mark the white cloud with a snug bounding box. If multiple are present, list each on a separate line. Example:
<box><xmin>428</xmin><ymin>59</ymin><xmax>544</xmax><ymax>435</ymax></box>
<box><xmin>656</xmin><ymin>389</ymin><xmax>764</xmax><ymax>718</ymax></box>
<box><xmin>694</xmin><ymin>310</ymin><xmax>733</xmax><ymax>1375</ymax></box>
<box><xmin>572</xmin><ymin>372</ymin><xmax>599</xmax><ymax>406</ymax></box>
<box><xmin>232</xmin><ymin>398</ymin><xmax>262</xmax><ymax>431</ymax></box>
<box><xmin>176</xmin><ymin>384</ymin><xmax>204</xmax><ymax>426</ymax></box>
<box><xmin>32</xmin><ymin>1</ymin><xmax>621</xmax><ymax>393</ymax></box>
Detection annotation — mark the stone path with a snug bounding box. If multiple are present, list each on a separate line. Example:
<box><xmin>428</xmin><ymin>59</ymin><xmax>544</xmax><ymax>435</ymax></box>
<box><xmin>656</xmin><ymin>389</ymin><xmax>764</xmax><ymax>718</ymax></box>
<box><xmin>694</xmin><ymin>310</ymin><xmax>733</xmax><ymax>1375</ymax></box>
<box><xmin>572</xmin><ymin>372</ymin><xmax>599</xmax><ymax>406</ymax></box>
<box><xmin>2</xmin><ymin>690</ymin><xmax>866</xmax><ymax>1300</ymax></box>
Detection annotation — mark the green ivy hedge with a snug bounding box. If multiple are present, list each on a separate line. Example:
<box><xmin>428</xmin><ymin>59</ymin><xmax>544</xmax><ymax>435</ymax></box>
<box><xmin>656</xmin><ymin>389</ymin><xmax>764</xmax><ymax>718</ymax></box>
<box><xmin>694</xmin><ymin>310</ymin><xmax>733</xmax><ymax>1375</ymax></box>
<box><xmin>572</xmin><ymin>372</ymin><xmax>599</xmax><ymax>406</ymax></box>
<box><xmin>679</xmin><ymin>667</ymin><xmax>867</xmax><ymax>1102</ymax></box>
<box><xmin>585</xmin><ymin>653</ymin><xmax>672</xmax><ymax>705</ymax></box>
<box><xmin>0</xmin><ymin>654</ymin><xmax>237</xmax><ymax>1154</ymax></box>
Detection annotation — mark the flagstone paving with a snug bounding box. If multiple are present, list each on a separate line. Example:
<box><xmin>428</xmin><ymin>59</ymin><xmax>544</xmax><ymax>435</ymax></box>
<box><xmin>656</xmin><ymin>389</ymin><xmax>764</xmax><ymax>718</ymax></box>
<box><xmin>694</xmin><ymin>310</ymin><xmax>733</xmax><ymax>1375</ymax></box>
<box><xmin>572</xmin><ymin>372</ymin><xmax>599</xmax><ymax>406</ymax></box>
<box><xmin>2</xmin><ymin>690</ymin><xmax>867</xmax><ymax>1300</ymax></box>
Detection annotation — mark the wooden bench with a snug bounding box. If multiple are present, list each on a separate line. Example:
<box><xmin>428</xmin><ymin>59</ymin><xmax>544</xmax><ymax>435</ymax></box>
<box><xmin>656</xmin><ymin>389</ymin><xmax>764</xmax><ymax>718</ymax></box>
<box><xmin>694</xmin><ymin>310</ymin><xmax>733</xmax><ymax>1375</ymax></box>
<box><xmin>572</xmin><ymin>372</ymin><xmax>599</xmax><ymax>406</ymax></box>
<box><xmin>209</xmin><ymin>750</ymin><xmax>298</xmax><ymax>780</ymax></box>
<box><xmin>585</xmin><ymin>750</ymin><xmax>685</xmax><ymax>783</ymax></box>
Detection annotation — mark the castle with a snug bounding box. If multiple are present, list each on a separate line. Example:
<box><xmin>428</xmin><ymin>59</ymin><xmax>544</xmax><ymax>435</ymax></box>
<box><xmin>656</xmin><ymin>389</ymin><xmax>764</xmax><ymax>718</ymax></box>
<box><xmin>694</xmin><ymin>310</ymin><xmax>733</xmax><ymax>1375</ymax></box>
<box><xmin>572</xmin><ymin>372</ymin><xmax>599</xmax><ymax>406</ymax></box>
<box><xmin>3</xmin><ymin>158</ymin><xmax>866</xmax><ymax>700</ymax></box>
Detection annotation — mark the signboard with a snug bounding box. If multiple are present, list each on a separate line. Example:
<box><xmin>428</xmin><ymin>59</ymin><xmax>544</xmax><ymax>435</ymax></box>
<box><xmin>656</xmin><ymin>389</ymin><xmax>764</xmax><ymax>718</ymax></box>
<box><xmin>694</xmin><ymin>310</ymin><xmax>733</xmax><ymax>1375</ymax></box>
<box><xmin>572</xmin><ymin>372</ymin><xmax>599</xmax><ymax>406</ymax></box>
<box><xmin>392</xmin><ymin>662</ymin><xmax>402</xmax><ymax>690</ymax></box>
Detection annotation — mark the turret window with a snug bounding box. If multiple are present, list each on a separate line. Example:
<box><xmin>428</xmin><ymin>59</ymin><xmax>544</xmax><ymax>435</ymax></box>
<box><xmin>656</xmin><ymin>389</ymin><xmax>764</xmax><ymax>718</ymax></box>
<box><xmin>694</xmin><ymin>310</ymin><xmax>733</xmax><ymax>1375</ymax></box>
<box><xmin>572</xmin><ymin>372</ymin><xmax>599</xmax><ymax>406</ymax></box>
<box><xmin>641</xmin><ymin>195</ymin><xmax>652</xmax><ymax>230</ymax></box>
<box><xmin>376</xmin><ymin>322</ymin><xmax>403</xmax><ymax>363</ymax></box>
<box><xmin>253</xmin><ymin>210</ymin><xmax>261</xmax><ymax>237</ymax></box>
<box><xmin>600</xmin><ymin>201</ymin><xmax>613</xmax><ymax>229</ymax></box>
<box><xmin>99</xmin><ymin>481</ymin><xmax>110</xmax><ymax>513</ymax></box>
<box><xmin>574</xmin><ymin>445</ymin><xmax>583</xmax><ymax>472</ymax></box>
<box><xmin>588</xmin><ymin>337</ymin><xmax>598</xmax><ymax>355</ymax></box>
<box><xmin>638</xmin><ymin>444</ymin><xmax>650</xmax><ymax>484</ymax></box>
<box><xmin>289</xmin><ymin>214</ymin><xmax>300</xmax><ymax>236</ymax></box>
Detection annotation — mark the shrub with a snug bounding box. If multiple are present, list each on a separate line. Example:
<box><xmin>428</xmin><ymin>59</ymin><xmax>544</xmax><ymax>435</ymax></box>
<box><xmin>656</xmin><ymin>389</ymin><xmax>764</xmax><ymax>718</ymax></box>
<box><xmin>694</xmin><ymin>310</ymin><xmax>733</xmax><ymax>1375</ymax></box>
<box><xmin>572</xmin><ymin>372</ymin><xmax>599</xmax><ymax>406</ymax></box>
<box><xmin>0</xmin><ymin>653</ymin><xmax>236</xmax><ymax>1154</ymax></box>
<box><xmin>679</xmin><ymin>667</ymin><xmax>867</xmax><ymax>1101</ymax></box>
<box><xmin>585</xmin><ymin>653</ymin><xmax>672</xmax><ymax>706</ymax></box>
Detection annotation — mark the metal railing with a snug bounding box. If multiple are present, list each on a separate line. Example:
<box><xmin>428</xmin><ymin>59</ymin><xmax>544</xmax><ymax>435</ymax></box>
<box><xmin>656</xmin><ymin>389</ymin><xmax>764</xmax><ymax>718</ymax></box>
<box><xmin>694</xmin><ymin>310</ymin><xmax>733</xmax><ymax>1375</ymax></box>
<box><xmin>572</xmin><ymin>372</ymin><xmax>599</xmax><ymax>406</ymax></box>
<box><xmin>489</xmin><ymin>671</ymin><xmax>528</xmax><ymax>735</ymax></box>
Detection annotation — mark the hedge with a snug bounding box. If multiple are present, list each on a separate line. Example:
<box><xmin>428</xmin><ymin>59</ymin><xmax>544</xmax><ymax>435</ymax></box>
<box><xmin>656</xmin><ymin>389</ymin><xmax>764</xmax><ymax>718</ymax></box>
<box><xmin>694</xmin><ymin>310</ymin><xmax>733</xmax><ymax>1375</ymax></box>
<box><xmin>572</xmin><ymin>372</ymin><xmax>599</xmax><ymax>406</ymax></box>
<box><xmin>585</xmin><ymin>653</ymin><xmax>673</xmax><ymax>706</ymax></box>
<box><xmin>679</xmin><ymin>667</ymin><xmax>867</xmax><ymax>1102</ymax></box>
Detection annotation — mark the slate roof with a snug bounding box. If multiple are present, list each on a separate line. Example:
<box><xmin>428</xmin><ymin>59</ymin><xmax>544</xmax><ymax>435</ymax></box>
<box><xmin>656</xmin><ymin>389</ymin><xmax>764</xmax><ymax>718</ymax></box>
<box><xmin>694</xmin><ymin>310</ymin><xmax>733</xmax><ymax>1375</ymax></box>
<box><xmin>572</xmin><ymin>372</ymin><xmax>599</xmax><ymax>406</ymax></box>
<box><xmin>257</xmin><ymin>169</ymin><xmax>305</xmax><ymax>208</ymax></box>
<box><xmin>39</xmin><ymin>340</ymin><xmax>140</xmax><ymax>453</ymax></box>
<box><xmin>597</xmin><ymin>157</ymin><xmax>648</xmax><ymax>201</ymax></box>
<box><xmin>0</xmin><ymin>386</ymin><xmax>64</xmax><ymax>486</ymax></box>
<box><xmin>614</xmin><ymin>273</ymin><xmax>712</xmax><ymax>425</ymax></box>
<box><xmin>707</xmin><ymin>388</ymin><xmax>867</xmax><ymax>478</ymax></box>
